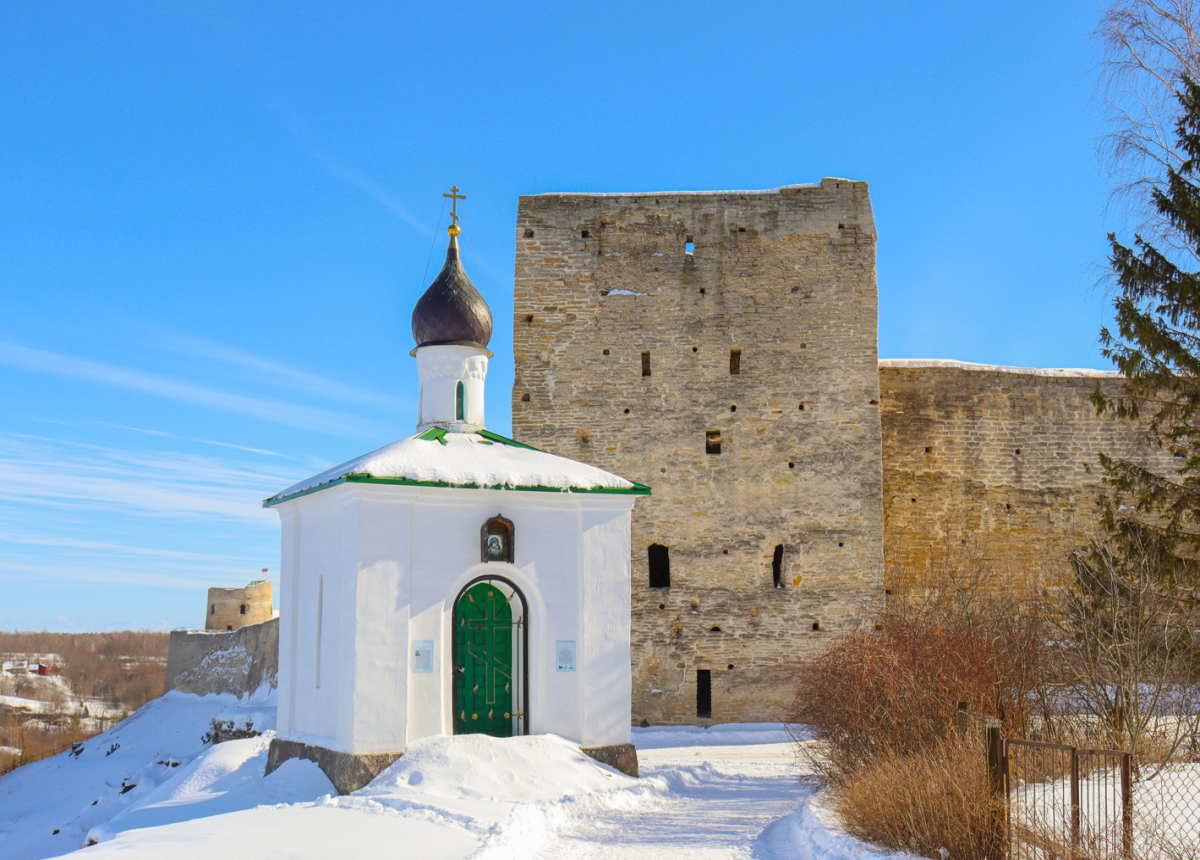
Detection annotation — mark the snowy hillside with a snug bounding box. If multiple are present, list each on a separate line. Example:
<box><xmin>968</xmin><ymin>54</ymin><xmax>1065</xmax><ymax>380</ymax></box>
<box><xmin>0</xmin><ymin>690</ymin><xmax>906</xmax><ymax>860</ymax></box>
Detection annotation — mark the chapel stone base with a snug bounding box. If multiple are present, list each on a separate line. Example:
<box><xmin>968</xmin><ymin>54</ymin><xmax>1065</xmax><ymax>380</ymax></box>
<box><xmin>581</xmin><ymin>743</ymin><xmax>639</xmax><ymax>778</ymax></box>
<box><xmin>266</xmin><ymin>737</ymin><xmax>640</xmax><ymax>794</ymax></box>
<box><xmin>265</xmin><ymin>738</ymin><xmax>403</xmax><ymax>796</ymax></box>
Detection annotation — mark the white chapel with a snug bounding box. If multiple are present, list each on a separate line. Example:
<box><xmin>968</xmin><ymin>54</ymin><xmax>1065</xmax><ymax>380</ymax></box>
<box><xmin>262</xmin><ymin>195</ymin><xmax>649</xmax><ymax>791</ymax></box>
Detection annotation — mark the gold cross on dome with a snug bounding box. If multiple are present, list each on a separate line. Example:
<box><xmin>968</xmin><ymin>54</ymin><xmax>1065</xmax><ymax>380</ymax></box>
<box><xmin>443</xmin><ymin>185</ymin><xmax>466</xmax><ymax>227</ymax></box>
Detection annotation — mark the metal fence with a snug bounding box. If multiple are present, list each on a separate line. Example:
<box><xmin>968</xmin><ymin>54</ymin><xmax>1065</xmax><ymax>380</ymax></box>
<box><xmin>994</xmin><ymin>731</ymin><xmax>1200</xmax><ymax>859</ymax></box>
<box><xmin>998</xmin><ymin>734</ymin><xmax>1131</xmax><ymax>859</ymax></box>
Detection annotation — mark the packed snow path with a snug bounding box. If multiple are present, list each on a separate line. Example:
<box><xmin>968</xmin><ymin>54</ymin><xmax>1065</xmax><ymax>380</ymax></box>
<box><xmin>538</xmin><ymin>744</ymin><xmax>811</xmax><ymax>859</ymax></box>
<box><xmin>0</xmin><ymin>696</ymin><xmax>903</xmax><ymax>860</ymax></box>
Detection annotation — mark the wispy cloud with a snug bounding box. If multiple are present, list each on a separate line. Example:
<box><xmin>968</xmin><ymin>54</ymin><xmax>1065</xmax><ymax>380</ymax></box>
<box><xmin>99</xmin><ymin>422</ymin><xmax>293</xmax><ymax>458</ymax></box>
<box><xmin>308</xmin><ymin>143</ymin><xmax>435</xmax><ymax>237</ymax></box>
<box><xmin>0</xmin><ymin>341</ymin><xmax>385</xmax><ymax>439</ymax></box>
<box><xmin>0</xmin><ymin>559</ymin><xmax>235</xmax><ymax>590</ymax></box>
<box><xmin>0</xmin><ymin>532</ymin><xmax>247</xmax><ymax>564</ymax></box>
<box><xmin>132</xmin><ymin>327</ymin><xmax>410</xmax><ymax>412</ymax></box>
<box><xmin>0</xmin><ymin>434</ymin><xmax>294</xmax><ymax>522</ymax></box>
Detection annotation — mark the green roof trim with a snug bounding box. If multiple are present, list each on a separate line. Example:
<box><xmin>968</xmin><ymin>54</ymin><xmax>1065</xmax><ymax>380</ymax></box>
<box><xmin>416</xmin><ymin>427</ymin><xmax>449</xmax><ymax>445</ymax></box>
<box><xmin>476</xmin><ymin>428</ymin><xmax>542</xmax><ymax>451</ymax></box>
<box><xmin>263</xmin><ymin>472</ymin><xmax>651</xmax><ymax>508</ymax></box>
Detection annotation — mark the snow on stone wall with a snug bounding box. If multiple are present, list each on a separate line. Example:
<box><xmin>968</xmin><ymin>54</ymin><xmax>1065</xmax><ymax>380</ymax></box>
<box><xmin>164</xmin><ymin>618</ymin><xmax>278</xmax><ymax>697</ymax></box>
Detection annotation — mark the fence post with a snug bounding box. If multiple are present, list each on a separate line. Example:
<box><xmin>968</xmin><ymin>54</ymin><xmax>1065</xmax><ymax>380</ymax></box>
<box><xmin>1070</xmin><ymin>747</ymin><xmax>1081</xmax><ymax>855</ymax></box>
<box><xmin>1121</xmin><ymin>752</ymin><xmax>1133</xmax><ymax>859</ymax></box>
<box><xmin>987</xmin><ymin>726</ymin><xmax>1006</xmax><ymax>859</ymax></box>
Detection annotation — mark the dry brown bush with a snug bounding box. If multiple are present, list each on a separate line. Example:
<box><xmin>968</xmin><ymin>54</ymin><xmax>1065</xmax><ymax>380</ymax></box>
<box><xmin>790</xmin><ymin>555</ymin><xmax>1047</xmax><ymax>782</ymax></box>
<box><xmin>830</xmin><ymin>732</ymin><xmax>1003</xmax><ymax>860</ymax></box>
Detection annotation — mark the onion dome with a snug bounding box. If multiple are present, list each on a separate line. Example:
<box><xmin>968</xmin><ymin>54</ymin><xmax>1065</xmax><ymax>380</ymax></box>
<box><xmin>411</xmin><ymin>232</ymin><xmax>493</xmax><ymax>350</ymax></box>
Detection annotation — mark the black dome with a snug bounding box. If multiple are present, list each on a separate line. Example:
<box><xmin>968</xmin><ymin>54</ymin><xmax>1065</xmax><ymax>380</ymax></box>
<box><xmin>411</xmin><ymin>237</ymin><xmax>492</xmax><ymax>350</ymax></box>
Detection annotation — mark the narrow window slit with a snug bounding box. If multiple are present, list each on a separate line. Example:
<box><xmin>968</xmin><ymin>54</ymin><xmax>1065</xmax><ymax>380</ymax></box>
<box><xmin>730</xmin><ymin>349</ymin><xmax>741</xmax><ymax>375</ymax></box>
<box><xmin>641</xmin><ymin>352</ymin><xmax>651</xmax><ymax>377</ymax></box>
<box><xmin>648</xmin><ymin>544</ymin><xmax>670</xmax><ymax>588</ymax></box>
<box><xmin>706</xmin><ymin>431</ymin><xmax>722</xmax><ymax>455</ymax></box>
<box><xmin>772</xmin><ymin>544</ymin><xmax>784</xmax><ymax>588</ymax></box>
<box><xmin>696</xmin><ymin>670</ymin><xmax>711</xmax><ymax>718</ymax></box>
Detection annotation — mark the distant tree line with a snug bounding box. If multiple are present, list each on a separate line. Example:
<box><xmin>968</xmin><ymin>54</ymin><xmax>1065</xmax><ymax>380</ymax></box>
<box><xmin>0</xmin><ymin>630</ymin><xmax>169</xmax><ymax>710</ymax></box>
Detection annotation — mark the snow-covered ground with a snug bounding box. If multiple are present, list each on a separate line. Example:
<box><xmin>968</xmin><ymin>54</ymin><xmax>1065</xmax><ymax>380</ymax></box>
<box><xmin>0</xmin><ymin>691</ymin><xmax>904</xmax><ymax>860</ymax></box>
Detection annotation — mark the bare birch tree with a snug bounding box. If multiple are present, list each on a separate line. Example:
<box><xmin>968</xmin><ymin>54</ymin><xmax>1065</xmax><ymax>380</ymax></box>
<box><xmin>1097</xmin><ymin>0</ymin><xmax>1200</xmax><ymax>252</ymax></box>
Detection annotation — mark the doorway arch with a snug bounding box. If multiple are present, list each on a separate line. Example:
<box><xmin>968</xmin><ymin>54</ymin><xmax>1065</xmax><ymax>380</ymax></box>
<box><xmin>452</xmin><ymin>574</ymin><xmax>529</xmax><ymax>738</ymax></box>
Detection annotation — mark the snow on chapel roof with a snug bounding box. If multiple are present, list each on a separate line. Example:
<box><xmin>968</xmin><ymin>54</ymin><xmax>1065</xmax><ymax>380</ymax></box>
<box><xmin>263</xmin><ymin>428</ymin><xmax>650</xmax><ymax>507</ymax></box>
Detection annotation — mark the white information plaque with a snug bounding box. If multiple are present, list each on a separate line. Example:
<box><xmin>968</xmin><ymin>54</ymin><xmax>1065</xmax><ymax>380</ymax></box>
<box><xmin>412</xmin><ymin>640</ymin><xmax>434</xmax><ymax>673</ymax></box>
<box><xmin>556</xmin><ymin>640</ymin><xmax>576</xmax><ymax>672</ymax></box>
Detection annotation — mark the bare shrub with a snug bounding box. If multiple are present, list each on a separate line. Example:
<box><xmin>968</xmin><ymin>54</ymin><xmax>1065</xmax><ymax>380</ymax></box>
<box><xmin>830</xmin><ymin>732</ymin><xmax>1003</xmax><ymax>860</ymax></box>
<box><xmin>790</xmin><ymin>552</ymin><xmax>1047</xmax><ymax>782</ymax></box>
<box><xmin>1046</xmin><ymin>530</ymin><xmax>1200</xmax><ymax>776</ymax></box>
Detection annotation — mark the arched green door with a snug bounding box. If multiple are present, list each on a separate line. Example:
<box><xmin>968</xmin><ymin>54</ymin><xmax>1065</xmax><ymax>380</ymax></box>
<box><xmin>454</xmin><ymin>582</ymin><xmax>517</xmax><ymax>737</ymax></box>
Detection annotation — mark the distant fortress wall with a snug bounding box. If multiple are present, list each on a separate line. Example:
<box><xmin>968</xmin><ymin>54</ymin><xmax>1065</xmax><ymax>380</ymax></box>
<box><xmin>163</xmin><ymin>617</ymin><xmax>278</xmax><ymax>698</ymax></box>
<box><xmin>880</xmin><ymin>361</ymin><xmax>1171</xmax><ymax>592</ymax></box>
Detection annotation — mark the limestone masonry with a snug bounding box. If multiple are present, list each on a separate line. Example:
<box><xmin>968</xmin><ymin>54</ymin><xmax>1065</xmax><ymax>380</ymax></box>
<box><xmin>512</xmin><ymin>180</ymin><xmax>1160</xmax><ymax>725</ymax></box>
<box><xmin>513</xmin><ymin>180</ymin><xmax>885</xmax><ymax>724</ymax></box>
<box><xmin>880</xmin><ymin>361</ymin><xmax>1172</xmax><ymax>594</ymax></box>
<box><xmin>206</xmin><ymin>580</ymin><xmax>272</xmax><ymax>632</ymax></box>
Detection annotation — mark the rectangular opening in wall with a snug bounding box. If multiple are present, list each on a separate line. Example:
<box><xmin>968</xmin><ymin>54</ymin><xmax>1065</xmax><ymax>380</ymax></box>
<box><xmin>730</xmin><ymin>349</ymin><xmax>741</xmax><ymax>375</ymax></box>
<box><xmin>697</xmin><ymin>669</ymin><xmax>712</xmax><ymax>719</ymax></box>
<box><xmin>648</xmin><ymin>544</ymin><xmax>670</xmax><ymax>588</ymax></box>
<box><xmin>706</xmin><ymin>431</ymin><xmax>722</xmax><ymax>455</ymax></box>
<box><xmin>772</xmin><ymin>544</ymin><xmax>784</xmax><ymax>588</ymax></box>
<box><xmin>685</xmin><ymin>235</ymin><xmax>694</xmax><ymax>255</ymax></box>
<box><xmin>641</xmin><ymin>351</ymin><xmax>651</xmax><ymax>377</ymax></box>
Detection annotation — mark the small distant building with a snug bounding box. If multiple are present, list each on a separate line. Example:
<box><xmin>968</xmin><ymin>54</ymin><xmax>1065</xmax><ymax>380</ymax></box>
<box><xmin>206</xmin><ymin>580</ymin><xmax>273</xmax><ymax>632</ymax></box>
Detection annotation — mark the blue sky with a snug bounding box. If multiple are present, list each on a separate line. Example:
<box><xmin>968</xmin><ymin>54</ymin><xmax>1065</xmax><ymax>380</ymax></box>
<box><xmin>1</xmin><ymin>1</ymin><xmax>1123</xmax><ymax>630</ymax></box>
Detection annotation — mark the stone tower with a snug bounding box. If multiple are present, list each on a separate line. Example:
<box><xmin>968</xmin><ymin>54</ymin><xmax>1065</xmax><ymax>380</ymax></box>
<box><xmin>512</xmin><ymin>179</ymin><xmax>885</xmax><ymax>723</ymax></box>
<box><xmin>206</xmin><ymin>580</ymin><xmax>272</xmax><ymax>632</ymax></box>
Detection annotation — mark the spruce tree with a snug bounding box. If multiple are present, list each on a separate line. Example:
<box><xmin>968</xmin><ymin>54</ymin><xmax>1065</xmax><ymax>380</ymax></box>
<box><xmin>1097</xmin><ymin>75</ymin><xmax>1200</xmax><ymax>557</ymax></box>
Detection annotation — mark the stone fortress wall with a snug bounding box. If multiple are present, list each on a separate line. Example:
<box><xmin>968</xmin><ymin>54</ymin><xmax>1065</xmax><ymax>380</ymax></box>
<box><xmin>879</xmin><ymin>361</ymin><xmax>1170</xmax><ymax>592</ymax></box>
<box><xmin>513</xmin><ymin>179</ymin><xmax>1168</xmax><ymax>726</ymax></box>
<box><xmin>511</xmin><ymin>179</ymin><xmax>886</xmax><ymax>724</ymax></box>
<box><xmin>206</xmin><ymin>580</ymin><xmax>273</xmax><ymax>632</ymax></box>
<box><xmin>164</xmin><ymin>617</ymin><xmax>279</xmax><ymax>697</ymax></box>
